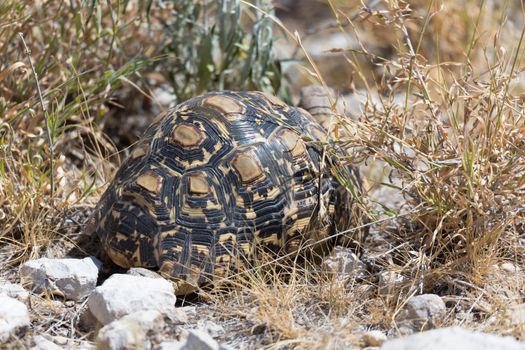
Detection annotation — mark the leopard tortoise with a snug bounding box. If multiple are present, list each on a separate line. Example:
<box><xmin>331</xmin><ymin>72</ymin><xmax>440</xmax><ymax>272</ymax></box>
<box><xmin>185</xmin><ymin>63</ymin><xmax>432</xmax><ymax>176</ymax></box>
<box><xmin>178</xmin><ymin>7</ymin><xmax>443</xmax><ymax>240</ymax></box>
<box><xmin>86</xmin><ymin>87</ymin><xmax>367</xmax><ymax>294</ymax></box>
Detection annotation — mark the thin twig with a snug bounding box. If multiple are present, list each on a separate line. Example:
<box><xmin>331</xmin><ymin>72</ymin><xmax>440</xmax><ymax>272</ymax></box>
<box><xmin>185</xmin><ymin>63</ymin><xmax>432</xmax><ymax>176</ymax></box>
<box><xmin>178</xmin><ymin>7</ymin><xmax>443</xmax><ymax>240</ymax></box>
<box><xmin>18</xmin><ymin>32</ymin><xmax>54</xmax><ymax>199</ymax></box>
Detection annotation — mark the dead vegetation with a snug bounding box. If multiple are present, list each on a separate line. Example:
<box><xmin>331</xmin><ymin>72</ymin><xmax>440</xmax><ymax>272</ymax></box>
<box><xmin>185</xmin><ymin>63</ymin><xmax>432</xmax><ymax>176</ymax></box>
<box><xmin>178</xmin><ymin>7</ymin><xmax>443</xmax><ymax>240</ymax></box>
<box><xmin>1</xmin><ymin>0</ymin><xmax>525</xmax><ymax>348</ymax></box>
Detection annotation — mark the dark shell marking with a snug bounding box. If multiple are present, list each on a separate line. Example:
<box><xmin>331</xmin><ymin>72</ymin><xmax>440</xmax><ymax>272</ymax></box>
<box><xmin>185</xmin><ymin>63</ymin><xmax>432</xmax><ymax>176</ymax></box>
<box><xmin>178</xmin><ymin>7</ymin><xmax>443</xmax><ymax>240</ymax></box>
<box><xmin>88</xmin><ymin>91</ymin><xmax>365</xmax><ymax>294</ymax></box>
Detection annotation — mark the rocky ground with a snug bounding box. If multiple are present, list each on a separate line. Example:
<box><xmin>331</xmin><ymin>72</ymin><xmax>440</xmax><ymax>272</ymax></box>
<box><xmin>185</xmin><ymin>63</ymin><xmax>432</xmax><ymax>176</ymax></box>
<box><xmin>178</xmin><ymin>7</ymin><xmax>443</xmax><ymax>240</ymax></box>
<box><xmin>1</xmin><ymin>247</ymin><xmax>525</xmax><ymax>349</ymax></box>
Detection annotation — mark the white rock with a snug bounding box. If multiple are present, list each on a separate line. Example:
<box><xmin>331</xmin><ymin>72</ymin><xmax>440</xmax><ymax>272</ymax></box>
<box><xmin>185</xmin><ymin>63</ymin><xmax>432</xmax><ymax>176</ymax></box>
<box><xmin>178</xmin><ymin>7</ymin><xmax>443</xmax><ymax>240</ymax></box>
<box><xmin>88</xmin><ymin>274</ymin><xmax>176</xmax><ymax>325</ymax></box>
<box><xmin>378</xmin><ymin>271</ymin><xmax>408</xmax><ymax>296</ymax></box>
<box><xmin>33</xmin><ymin>335</ymin><xmax>62</xmax><ymax>350</ymax></box>
<box><xmin>362</xmin><ymin>330</ymin><xmax>388</xmax><ymax>347</ymax></box>
<box><xmin>170</xmin><ymin>308</ymin><xmax>189</xmax><ymax>324</ymax></box>
<box><xmin>321</xmin><ymin>246</ymin><xmax>366</xmax><ymax>279</ymax></box>
<box><xmin>20</xmin><ymin>257</ymin><xmax>101</xmax><ymax>301</ymax></box>
<box><xmin>0</xmin><ymin>281</ymin><xmax>29</xmax><ymax>302</ymax></box>
<box><xmin>0</xmin><ymin>295</ymin><xmax>30</xmax><ymax>342</ymax></box>
<box><xmin>96</xmin><ymin>310</ymin><xmax>165</xmax><ymax>350</ymax></box>
<box><xmin>500</xmin><ymin>262</ymin><xmax>521</xmax><ymax>273</ymax></box>
<box><xmin>380</xmin><ymin>327</ymin><xmax>525</xmax><ymax>350</ymax></box>
<box><xmin>395</xmin><ymin>294</ymin><xmax>446</xmax><ymax>333</ymax></box>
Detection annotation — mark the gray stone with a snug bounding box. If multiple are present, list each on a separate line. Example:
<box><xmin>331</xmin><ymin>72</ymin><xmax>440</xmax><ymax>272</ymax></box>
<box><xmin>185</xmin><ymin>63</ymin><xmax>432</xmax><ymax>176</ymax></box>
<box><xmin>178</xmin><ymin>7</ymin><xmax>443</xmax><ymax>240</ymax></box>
<box><xmin>169</xmin><ymin>308</ymin><xmax>189</xmax><ymax>324</ymax></box>
<box><xmin>380</xmin><ymin>327</ymin><xmax>525</xmax><ymax>350</ymax></box>
<box><xmin>500</xmin><ymin>262</ymin><xmax>521</xmax><ymax>273</ymax></box>
<box><xmin>96</xmin><ymin>310</ymin><xmax>165</xmax><ymax>350</ymax></box>
<box><xmin>362</xmin><ymin>330</ymin><xmax>388</xmax><ymax>347</ymax></box>
<box><xmin>20</xmin><ymin>257</ymin><xmax>101</xmax><ymax>301</ymax></box>
<box><xmin>395</xmin><ymin>294</ymin><xmax>446</xmax><ymax>333</ymax></box>
<box><xmin>321</xmin><ymin>246</ymin><xmax>367</xmax><ymax>279</ymax></box>
<box><xmin>378</xmin><ymin>271</ymin><xmax>408</xmax><ymax>296</ymax></box>
<box><xmin>33</xmin><ymin>335</ymin><xmax>62</xmax><ymax>350</ymax></box>
<box><xmin>0</xmin><ymin>281</ymin><xmax>29</xmax><ymax>302</ymax></box>
<box><xmin>88</xmin><ymin>274</ymin><xmax>176</xmax><ymax>325</ymax></box>
<box><xmin>0</xmin><ymin>295</ymin><xmax>30</xmax><ymax>342</ymax></box>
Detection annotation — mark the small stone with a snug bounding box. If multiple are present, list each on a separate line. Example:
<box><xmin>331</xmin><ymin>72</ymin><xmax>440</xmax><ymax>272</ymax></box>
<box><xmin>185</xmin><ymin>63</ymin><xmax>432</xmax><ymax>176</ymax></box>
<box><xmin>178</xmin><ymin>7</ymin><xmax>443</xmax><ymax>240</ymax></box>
<box><xmin>500</xmin><ymin>262</ymin><xmax>521</xmax><ymax>273</ymax></box>
<box><xmin>380</xmin><ymin>326</ymin><xmax>525</xmax><ymax>350</ymax></box>
<box><xmin>126</xmin><ymin>267</ymin><xmax>163</xmax><ymax>279</ymax></box>
<box><xmin>0</xmin><ymin>295</ymin><xmax>30</xmax><ymax>342</ymax></box>
<box><xmin>20</xmin><ymin>257</ymin><xmax>101</xmax><ymax>301</ymax></box>
<box><xmin>169</xmin><ymin>308</ymin><xmax>189</xmax><ymax>324</ymax></box>
<box><xmin>88</xmin><ymin>274</ymin><xmax>176</xmax><ymax>325</ymax></box>
<box><xmin>96</xmin><ymin>310</ymin><xmax>165</xmax><ymax>350</ymax></box>
<box><xmin>362</xmin><ymin>330</ymin><xmax>387</xmax><ymax>347</ymax></box>
<box><xmin>395</xmin><ymin>294</ymin><xmax>446</xmax><ymax>334</ymax></box>
<box><xmin>378</xmin><ymin>271</ymin><xmax>408</xmax><ymax>296</ymax></box>
<box><xmin>321</xmin><ymin>246</ymin><xmax>367</xmax><ymax>279</ymax></box>
<box><xmin>33</xmin><ymin>335</ymin><xmax>62</xmax><ymax>350</ymax></box>
<box><xmin>0</xmin><ymin>281</ymin><xmax>29</xmax><ymax>302</ymax></box>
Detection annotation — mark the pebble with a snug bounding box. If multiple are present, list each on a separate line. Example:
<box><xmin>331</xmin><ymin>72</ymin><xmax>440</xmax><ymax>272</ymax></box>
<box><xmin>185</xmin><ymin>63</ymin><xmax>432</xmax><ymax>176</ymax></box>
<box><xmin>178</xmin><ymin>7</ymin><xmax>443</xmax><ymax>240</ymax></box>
<box><xmin>0</xmin><ymin>281</ymin><xmax>29</xmax><ymax>302</ymax></box>
<box><xmin>500</xmin><ymin>262</ymin><xmax>521</xmax><ymax>273</ymax></box>
<box><xmin>33</xmin><ymin>335</ymin><xmax>62</xmax><ymax>350</ymax></box>
<box><xmin>395</xmin><ymin>294</ymin><xmax>446</xmax><ymax>334</ymax></box>
<box><xmin>0</xmin><ymin>295</ymin><xmax>30</xmax><ymax>342</ymax></box>
<box><xmin>88</xmin><ymin>274</ymin><xmax>176</xmax><ymax>325</ymax></box>
<box><xmin>170</xmin><ymin>308</ymin><xmax>189</xmax><ymax>324</ymax></box>
<box><xmin>321</xmin><ymin>246</ymin><xmax>367</xmax><ymax>279</ymax></box>
<box><xmin>20</xmin><ymin>257</ymin><xmax>101</xmax><ymax>301</ymax></box>
<box><xmin>378</xmin><ymin>271</ymin><xmax>408</xmax><ymax>296</ymax></box>
<box><xmin>96</xmin><ymin>310</ymin><xmax>165</xmax><ymax>350</ymax></box>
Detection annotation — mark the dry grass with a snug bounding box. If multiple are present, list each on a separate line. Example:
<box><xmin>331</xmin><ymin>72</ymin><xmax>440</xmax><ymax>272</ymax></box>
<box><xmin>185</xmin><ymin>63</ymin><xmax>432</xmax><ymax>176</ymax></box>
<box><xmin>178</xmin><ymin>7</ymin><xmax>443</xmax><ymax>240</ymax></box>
<box><xmin>1</xmin><ymin>0</ymin><xmax>525</xmax><ymax>348</ymax></box>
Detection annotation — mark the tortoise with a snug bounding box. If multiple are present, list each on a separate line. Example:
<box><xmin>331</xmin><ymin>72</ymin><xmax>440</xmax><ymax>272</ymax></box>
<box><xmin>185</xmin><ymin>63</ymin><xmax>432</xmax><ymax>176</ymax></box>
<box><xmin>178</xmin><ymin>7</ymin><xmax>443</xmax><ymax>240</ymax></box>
<box><xmin>86</xmin><ymin>87</ymin><xmax>367</xmax><ymax>294</ymax></box>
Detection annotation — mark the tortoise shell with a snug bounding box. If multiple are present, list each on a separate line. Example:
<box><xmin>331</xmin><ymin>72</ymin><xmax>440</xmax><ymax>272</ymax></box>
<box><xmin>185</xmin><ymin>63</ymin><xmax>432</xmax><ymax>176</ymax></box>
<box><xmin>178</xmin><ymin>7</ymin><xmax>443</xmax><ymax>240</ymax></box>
<box><xmin>87</xmin><ymin>91</ymin><xmax>365</xmax><ymax>294</ymax></box>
